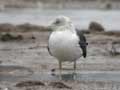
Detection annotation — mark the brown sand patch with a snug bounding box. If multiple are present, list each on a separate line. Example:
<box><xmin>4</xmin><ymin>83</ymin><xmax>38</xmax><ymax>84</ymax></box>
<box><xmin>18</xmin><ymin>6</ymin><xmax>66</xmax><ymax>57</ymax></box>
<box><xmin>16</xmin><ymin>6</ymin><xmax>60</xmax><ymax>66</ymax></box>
<box><xmin>15</xmin><ymin>81</ymin><xmax>45</xmax><ymax>87</ymax></box>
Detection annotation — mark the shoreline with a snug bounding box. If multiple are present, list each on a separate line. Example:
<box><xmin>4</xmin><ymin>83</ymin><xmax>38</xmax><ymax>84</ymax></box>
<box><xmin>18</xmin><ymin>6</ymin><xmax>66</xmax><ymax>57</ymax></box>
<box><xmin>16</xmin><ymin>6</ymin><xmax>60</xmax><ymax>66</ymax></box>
<box><xmin>0</xmin><ymin>23</ymin><xmax>120</xmax><ymax>36</ymax></box>
<box><xmin>0</xmin><ymin>1</ymin><xmax>120</xmax><ymax>10</ymax></box>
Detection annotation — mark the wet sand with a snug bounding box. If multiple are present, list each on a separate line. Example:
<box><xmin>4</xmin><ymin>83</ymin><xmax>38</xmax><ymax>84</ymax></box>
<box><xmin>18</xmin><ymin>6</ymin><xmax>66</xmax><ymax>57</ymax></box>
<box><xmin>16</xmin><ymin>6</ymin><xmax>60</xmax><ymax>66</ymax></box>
<box><xmin>0</xmin><ymin>25</ymin><xmax>120</xmax><ymax>90</ymax></box>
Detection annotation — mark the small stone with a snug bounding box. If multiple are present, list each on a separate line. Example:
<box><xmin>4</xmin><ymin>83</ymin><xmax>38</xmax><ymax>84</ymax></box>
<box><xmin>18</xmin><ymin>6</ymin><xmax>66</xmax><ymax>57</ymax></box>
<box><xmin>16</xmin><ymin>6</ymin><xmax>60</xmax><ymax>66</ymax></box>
<box><xmin>51</xmin><ymin>68</ymin><xmax>56</xmax><ymax>72</ymax></box>
<box><xmin>31</xmin><ymin>36</ymin><xmax>36</xmax><ymax>39</ymax></box>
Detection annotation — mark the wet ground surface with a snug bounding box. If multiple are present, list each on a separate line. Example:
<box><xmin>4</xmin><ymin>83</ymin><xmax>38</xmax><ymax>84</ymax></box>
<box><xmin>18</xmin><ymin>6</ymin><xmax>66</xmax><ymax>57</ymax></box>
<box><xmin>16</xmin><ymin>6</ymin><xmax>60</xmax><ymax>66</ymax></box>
<box><xmin>0</xmin><ymin>31</ymin><xmax>120</xmax><ymax>90</ymax></box>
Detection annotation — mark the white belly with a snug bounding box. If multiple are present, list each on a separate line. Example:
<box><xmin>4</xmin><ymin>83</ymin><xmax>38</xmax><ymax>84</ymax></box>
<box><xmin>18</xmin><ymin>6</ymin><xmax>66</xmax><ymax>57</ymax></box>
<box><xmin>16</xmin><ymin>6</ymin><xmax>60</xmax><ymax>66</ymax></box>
<box><xmin>49</xmin><ymin>30</ymin><xmax>82</xmax><ymax>62</ymax></box>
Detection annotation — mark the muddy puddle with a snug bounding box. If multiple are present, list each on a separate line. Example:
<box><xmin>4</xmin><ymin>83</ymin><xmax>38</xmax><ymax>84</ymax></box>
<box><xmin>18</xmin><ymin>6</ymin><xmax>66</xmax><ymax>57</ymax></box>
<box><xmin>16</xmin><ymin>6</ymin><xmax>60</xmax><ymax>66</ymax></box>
<box><xmin>1</xmin><ymin>65</ymin><xmax>120</xmax><ymax>82</ymax></box>
<box><xmin>22</xmin><ymin>71</ymin><xmax>120</xmax><ymax>81</ymax></box>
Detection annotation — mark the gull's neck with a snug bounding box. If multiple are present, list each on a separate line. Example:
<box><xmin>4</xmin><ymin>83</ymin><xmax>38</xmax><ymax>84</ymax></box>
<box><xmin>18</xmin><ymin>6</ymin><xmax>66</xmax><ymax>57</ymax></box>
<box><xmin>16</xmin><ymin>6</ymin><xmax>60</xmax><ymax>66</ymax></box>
<box><xmin>54</xmin><ymin>24</ymin><xmax>76</xmax><ymax>33</ymax></box>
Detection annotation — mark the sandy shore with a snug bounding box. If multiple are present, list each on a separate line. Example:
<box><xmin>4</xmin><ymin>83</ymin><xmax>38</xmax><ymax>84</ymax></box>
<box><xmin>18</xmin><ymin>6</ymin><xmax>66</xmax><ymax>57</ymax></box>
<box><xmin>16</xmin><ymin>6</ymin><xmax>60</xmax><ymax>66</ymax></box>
<box><xmin>0</xmin><ymin>23</ymin><xmax>120</xmax><ymax>90</ymax></box>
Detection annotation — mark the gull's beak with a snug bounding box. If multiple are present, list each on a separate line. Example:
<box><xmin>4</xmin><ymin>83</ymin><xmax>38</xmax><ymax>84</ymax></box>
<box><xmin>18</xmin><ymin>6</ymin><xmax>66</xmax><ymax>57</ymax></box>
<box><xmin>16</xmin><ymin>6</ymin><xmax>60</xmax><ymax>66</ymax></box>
<box><xmin>47</xmin><ymin>25</ymin><xmax>53</xmax><ymax>31</ymax></box>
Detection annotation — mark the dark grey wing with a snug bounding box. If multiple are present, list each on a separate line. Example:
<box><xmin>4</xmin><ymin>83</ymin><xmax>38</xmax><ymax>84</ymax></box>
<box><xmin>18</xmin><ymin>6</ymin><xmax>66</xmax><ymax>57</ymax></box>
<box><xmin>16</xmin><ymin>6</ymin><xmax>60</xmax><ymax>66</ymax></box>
<box><xmin>76</xmin><ymin>29</ymin><xmax>88</xmax><ymax>58</ymax></box>
<box><xmin>47</xmin><ymin>33</ymin><xmax>53</xmax><ymax>56</ymax></box>
<box><xmin>47</xmin><ymin>45</ymin><xmax>51</xmax><ymax>55</ymax></box>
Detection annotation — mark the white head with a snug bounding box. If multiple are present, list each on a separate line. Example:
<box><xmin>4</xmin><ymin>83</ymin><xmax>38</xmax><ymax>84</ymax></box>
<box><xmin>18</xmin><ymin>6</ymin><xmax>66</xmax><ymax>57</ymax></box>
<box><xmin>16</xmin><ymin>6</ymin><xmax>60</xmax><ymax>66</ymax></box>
<box><xmin>49</xmin><ymin>16</ymin><xmax>74</xmax><ymax>31</ymax></box>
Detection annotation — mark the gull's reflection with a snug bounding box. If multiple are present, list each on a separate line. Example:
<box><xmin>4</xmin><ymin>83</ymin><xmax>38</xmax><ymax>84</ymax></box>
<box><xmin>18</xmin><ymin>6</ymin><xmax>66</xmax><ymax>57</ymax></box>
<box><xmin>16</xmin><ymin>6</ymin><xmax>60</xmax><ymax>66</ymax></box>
<box><xmin>51</xmin><ymin>73</ymin><xmax>77</xmax><ymax>80</ymax></box>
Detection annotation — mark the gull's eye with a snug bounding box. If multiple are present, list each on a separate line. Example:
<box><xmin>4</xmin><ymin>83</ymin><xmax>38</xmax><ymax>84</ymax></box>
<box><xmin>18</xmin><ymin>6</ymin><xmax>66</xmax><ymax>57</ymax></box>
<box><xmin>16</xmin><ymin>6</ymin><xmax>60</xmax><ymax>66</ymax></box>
<box><xmin>54</xmin><ymin>19</ymin><xmax>60</xmax><ymax>25</ymax></box>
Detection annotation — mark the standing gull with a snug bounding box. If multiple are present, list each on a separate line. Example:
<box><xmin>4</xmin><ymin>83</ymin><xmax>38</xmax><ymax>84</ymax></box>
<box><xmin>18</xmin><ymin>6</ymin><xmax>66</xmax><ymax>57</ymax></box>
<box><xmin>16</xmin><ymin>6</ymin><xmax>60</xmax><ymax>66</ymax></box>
<box><xmin>48</xmin><ymin>16</ymin><xmax>88</xmax><ymax>74</ymax></box>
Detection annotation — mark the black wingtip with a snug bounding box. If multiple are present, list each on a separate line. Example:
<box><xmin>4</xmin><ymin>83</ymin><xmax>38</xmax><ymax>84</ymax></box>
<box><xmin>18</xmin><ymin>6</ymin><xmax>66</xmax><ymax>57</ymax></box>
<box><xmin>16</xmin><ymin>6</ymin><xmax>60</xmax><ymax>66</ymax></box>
<box><xmin>81</xmin><ymin>45</ymin><xmax>87</xmax><ymax>58</ymax></box>
<box><xmin>83</xmin><ymin>52</ymin><xmax>87</xmax><ymax>58</ymax></box>
<box><xmin>47</xmin><ymin>45</ymin><xmax>52</xmax><ymax>56</ymax></box>
<box><xmin>76</xmin><ymin>29</ymin><xmax>88</xmax><ymax>58</ymax></box>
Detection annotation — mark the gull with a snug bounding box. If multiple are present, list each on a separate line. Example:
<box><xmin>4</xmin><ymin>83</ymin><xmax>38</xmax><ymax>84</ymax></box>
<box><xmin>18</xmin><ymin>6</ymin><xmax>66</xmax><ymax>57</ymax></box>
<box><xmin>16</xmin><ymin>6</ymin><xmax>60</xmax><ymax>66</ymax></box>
<box><xmin>48</xmin><ymin>16</ymin><xmax>88</xmax><ymax>74</ymax></box>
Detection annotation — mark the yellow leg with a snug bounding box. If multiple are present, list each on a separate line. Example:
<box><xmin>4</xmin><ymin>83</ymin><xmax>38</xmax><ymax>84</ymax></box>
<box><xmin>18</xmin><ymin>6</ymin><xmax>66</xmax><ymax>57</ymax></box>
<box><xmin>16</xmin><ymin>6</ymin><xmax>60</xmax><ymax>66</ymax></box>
<box><xmin>59</xmin><ymin>60</ymin><xmax>62</xmax><ymax>80</ymax></box>
<box><xmin>73</xmin><ymin>61</ymin><xmax>77</xmax><ymax>80</ymax></box>
<box><xmin>73</xmin><ymin>61</ymin><xmax>76</xmax><ymax>74</ymax></box>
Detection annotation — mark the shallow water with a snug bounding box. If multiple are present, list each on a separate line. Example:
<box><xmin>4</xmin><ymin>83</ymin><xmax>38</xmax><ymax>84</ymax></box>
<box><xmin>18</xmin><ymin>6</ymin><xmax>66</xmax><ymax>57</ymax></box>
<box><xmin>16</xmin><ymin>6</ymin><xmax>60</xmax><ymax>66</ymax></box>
<box><xmin>0</xmin><ymin>9</ymin><xmax>120</xmax><ymax>31</ymax></box>
<box><xmin>1</xmin><ymin>66</ymin><xmax>120</xmax><ymax>82</ymax></box>
<box><xmin>29</xmin><ymin>71</ymin><xmax>120</xmax><ymax>81</ymax></box>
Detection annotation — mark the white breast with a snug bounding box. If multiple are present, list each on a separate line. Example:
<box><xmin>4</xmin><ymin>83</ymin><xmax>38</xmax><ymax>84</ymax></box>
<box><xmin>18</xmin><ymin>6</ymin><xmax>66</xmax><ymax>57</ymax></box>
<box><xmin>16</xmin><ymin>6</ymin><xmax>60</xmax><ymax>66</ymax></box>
<box><xmin>49</xmin><ymin>30</ymin><xmax>82</xmax><ymax>62</ymax></box>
